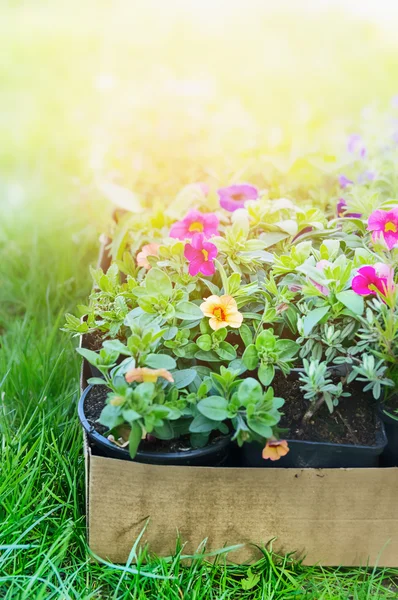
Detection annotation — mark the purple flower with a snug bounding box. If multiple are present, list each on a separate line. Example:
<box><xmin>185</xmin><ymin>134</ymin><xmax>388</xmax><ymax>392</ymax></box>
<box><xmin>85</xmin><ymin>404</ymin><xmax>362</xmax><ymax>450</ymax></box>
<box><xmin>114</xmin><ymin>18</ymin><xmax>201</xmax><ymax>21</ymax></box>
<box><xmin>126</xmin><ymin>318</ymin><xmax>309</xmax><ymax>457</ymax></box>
<box><xmin>358</xmin><ymin>170</ymin><xmax>376</xmax><ymax>184</ymax></box>
<box><xmin>337</xmin><ymin>199</ymin><xmax>362</xmax><ymax>219</ymax></box>
<box><xmin>217</xmin><ymin>183</ymin><xmax>259</xmax><ymax>212</ymax></box>
<box><xmin>347</xmin><ymin>134</ymin><xmax>366</xmax><ymax>158</ymax></box>
<box><xmin>338</xmin><ymin>174</ymin><xmax>354</xmax><ymax>189</ymax></box>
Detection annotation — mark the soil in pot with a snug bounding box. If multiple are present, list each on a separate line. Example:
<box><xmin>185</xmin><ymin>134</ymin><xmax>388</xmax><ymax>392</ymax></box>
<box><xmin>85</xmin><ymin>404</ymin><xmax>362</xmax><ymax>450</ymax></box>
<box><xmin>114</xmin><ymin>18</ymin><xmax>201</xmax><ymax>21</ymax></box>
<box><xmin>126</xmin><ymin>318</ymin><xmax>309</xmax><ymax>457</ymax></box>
<box><xmin>242</xmin><ymin>372</ymin><xmax>387</xmax><ymax>469</ymax></box>
<box><xmin>80</xmin><ymin>385</ymin><xmax>231</xmax><ymax>466</ymax></box>
<box><xmin>379</xmin><ymin>396</ymin><xmax>398</xmax><ymax>467</ymax></box>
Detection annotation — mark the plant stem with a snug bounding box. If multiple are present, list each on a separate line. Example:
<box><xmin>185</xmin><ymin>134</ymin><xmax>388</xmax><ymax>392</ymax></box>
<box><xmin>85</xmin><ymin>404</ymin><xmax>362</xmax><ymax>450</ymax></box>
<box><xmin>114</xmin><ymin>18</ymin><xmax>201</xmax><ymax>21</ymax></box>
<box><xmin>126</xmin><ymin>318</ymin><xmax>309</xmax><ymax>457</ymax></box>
<box><xmin>302</xmin><ymin>395</ymin><xmax>325</xmax><ymax>424</ymax></box>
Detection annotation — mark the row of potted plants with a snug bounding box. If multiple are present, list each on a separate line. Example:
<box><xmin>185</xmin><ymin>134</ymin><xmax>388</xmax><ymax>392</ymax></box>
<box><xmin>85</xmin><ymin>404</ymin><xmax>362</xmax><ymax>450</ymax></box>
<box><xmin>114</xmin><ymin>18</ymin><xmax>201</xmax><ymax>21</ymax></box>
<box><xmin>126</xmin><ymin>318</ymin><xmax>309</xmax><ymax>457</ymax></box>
<box><xmin>65</xmin><ymin>132</ymin><xmax>398</xmax><ymax>469</ymax></box>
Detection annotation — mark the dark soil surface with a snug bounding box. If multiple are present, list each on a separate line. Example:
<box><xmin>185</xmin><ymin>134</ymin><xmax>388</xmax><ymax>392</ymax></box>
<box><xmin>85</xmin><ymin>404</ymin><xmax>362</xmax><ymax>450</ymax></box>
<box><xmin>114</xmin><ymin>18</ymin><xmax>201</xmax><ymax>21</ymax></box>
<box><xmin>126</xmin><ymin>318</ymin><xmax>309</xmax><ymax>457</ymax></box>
<box><xmin>82</xmin><ymin>331</ymin><xmax>104</xmax><ymax>352</ymax></box>
<box><xmin>272</xmin><ymin>372</ymin><xmax>377</xmax><ymax>446</ymax></box>
<box><xmin>84</xmin><ymin>385</ymin><xmax>227</xmax><ymax>453</ymax></box>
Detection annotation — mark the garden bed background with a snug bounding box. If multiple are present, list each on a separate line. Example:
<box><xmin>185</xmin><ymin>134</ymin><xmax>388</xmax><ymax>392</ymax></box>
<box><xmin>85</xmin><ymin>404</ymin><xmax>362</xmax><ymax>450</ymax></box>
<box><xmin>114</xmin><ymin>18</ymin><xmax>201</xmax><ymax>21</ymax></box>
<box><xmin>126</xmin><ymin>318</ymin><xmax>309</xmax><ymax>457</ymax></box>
<box><xmin>81</xmin><ymin>241</ymin><xmax>398</xmax><ymax>567</ymax></box>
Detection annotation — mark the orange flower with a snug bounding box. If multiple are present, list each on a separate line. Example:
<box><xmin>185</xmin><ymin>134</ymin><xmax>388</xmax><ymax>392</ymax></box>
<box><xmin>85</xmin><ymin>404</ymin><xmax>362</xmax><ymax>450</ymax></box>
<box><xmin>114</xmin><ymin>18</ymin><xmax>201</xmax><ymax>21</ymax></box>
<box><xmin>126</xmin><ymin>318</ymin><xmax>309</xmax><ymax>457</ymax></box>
<box><xmin>262</xmin><ymin>439</ymin><xmax>289</xmax><ymax>461</ymax></box>
<box><xmin>125</xmin><ymin>367</ymin><xmax>174</xmax><ymax>384</ymax></box>
<box><xmin>136</xmin><ymin>243</ymin><xmax>160</xmax><ymax>269</ymax></box>
<box><xmin>200</xmin><ymin>294</ymin><xmax>243</xmax><ymax>331</ymax></box>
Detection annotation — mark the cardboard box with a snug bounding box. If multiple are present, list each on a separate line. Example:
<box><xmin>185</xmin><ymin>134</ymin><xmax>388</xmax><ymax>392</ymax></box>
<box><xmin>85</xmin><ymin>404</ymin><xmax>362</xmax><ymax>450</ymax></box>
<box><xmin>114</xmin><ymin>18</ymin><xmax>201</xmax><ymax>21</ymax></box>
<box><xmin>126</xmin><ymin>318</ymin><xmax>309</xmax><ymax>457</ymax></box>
<box><xmin>84</xmin><ymin>428</ymin><xmax>398</xmax><ymax>566</ymax></box>
<box><xmin>81</xmin><ymin>240</ymin><xmax>398</xmax><ymax>566</ymax></box>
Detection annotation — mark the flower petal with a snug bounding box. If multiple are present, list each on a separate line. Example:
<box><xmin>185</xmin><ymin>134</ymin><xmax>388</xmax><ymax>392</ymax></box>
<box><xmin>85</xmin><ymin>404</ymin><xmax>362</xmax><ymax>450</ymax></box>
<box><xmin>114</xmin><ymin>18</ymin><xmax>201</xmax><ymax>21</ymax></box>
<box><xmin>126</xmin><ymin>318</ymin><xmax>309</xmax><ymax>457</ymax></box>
<box><xmin>199</xmin><ymin>260</ymin><xmax>216</xmax><ymax>276</ymax></box>
<box><xmin>170</xmin><ymin>221</ymin><xmax>189</xmax><ymax>239</ymax></box>
<box><xmin>188</xmin><ymin>257</ymin><xmax>203</xmax><ymax>276</ymax></box>
<box><xmin>368</xmin><ymin>209</ymin><xmax>388</xmax><ymax>232</ymax></box>
<box><xmin>352</xmin><ymin>274</ymin><xmax>372</xmax><ymax>295</ymax></box>
<box><xmin>184</xmin><ymin>243</ymin><xmax>198</xmax><ymax>261</ymax></box>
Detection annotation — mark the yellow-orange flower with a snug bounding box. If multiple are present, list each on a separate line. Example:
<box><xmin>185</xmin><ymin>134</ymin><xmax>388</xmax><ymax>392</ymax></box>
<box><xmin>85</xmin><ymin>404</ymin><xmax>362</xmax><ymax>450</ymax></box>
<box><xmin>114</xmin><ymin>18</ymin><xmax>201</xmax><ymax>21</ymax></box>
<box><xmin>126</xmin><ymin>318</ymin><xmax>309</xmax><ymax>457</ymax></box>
<box><xmin>200</xmin><ymin>294</ymin><xmax>243</xmax><ymax>331</ymax></box>
<box><xmin>262</xmin><ymin>439</ymin><xmax>289</xmax><ymax>461</ymax></box>
<box><xmin>125</xmin><ymin>367</ymin><xmax>174</xmax><ymax>384</ymax></box>
<box><xmin>136</xmin><ymin>243</ymin><xmax>160</xmax><ymax>269</ymax></box>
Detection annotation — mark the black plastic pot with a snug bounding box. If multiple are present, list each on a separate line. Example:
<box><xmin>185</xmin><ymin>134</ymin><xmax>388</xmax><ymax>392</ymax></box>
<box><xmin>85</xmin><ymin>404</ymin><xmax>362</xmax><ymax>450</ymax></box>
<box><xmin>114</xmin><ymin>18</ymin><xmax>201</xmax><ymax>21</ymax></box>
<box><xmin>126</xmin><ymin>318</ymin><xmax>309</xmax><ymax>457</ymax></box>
<box><xmin>241</xmin><ymin>421</ymin><xmax>387</xmax><ymax>468</ymax></box>
<box><xmin>242</xmin><ymin>366</ymin><xmax>387</xmax><ymax>468</ymax></box>
<box><xmin>79</xmin><ymin>385</ymin><xmax>231</xmax><ymax>466</ymax></box>
<box><xmin>378</xmin><ymin>402</ymin><xmax>398</xmax><ymax>467</ymax></box>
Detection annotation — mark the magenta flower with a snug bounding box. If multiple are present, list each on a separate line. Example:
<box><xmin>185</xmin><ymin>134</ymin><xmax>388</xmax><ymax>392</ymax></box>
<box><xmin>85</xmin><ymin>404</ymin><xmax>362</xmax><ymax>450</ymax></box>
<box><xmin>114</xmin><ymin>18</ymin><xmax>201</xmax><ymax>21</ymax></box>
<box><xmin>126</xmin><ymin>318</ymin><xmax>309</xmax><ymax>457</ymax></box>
<box><xmin>217</xmin><ymin>183</ymin><xmax>259</xmax><ymax>212</ymax></box>
<box><xmin>184</xmin><ymin>233</ymin><xmax>218</xmax><ymax>276</ymax></box>
<box><xmin>338</xmin><ymin>175</ymin><xmax>353</xmax><ymax>189</ymax></box>
<box><xmin>312</xmin><ymin>260</ymin><xmax>331</xmax><ymax>296</ymax></box>
<box><xmin>352</xmin><ymin>263</ymin><xmax>395</xmax><ymax>297</ymax></box>
<box><xmin>368</xmin><ymin>208</ymin><xmax>398</xmax><ymax>250</ymax></box>
<box><xmin>337</xmin><ymin>199</ymin><xmax>362</xmax><ymax>218</ymax></box>
<box><xmin>170</xmin><ymin>209</ymin><xmax>219</xmax><ymax>240</ymax></box>
<box><xmin>347</xmin><ymin>134</ymin><xmax>366</xmax><ymax>158</ymax></box>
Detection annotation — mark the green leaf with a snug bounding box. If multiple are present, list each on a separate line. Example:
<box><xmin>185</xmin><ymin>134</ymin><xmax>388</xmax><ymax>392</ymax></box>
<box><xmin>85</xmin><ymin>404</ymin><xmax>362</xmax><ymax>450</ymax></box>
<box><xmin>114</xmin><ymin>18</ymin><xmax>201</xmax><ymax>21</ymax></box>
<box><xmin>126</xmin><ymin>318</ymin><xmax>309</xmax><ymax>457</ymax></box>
<box><xmin>196</xmin><ymin>334</ymin><xmax>212</xmax><ymax>351</ymax></box>
<box><xmin>303</xmin><ymin>306</ymin><xmax>330</xmax><ymax>335</ymax></box>
<box><xmin>260</xmin><ymin>231</ymin><xmax>289</xmax><ymax>248</ymax></box>
<box><xmin>240</xmin><ymin>323</ymin><xmax>253</xmax><ymax>347</ymax></box>
<box><xmin>189</xmin><ymin>414</ymin><xmax>220</xmax><ymax>433</ymax></box>
<box><xmin>195</xmin><ymin>350</ymin><xmax>221</xmax><ymax>362</ymax></box>
<box><xmin>182</xmin><ymin>343</ymin><xmax>199</xmax><ymax>359</ymax></box>
<box><xmin>242</xmin><ymin>344</ymin><xmax>259</xmax><ymax>370</ymax></box>
<box><xmin>258</xmin><ymin>363</ymin><xmax>275</xmax><ymax>386</ymax></box>
<box><xmin>102</xmin><ymin>339</ymin><xmax>130</xmax><ymax>355</ymax></box>
<box><xmin>129</xmin><ymin>421</ymin><xmax>143</xmax><ymax>459</ymax></box>
<box><xmin>122</xmin><ymin>409</ymin><xmax>141</xmax><ymax>422</ymax></box>
<box><xmin>98</xmin><ymin>404</ymin><xmax>124</xmax><ymax>430</ymax></box>
<box><xmin>216</xmin><ymin>342</ymin><xmax>237</xmax><ymax>361</ymax></box>
<box><xmin>276</xmin><ymin>340</ymin><xmax>299</xmax><ymax>361</ymax></box>
<box><xmin>145</xmin><ymin>268</ymin><xmax>172</xmax><ymax>297</ymax></box>
<box><xmin>247</xmin><ymin>417</ymin><xmax>273</xmax><ymax>439</ymax></box>
<box><xmin>76</xmin><ymin>347</ymin><xmax>99</xmax><ymax>366</ymax></box>
<box><xmin>153</xmin><ymin>422</ymin><xmax>174</xmax><ymax>440</ymax></box>
<box><xmin>145</xmin><ymin>353</ymin><xmax>176</xmax><ymax>370</ymax></box>
<box><xmin>174</xmin><ymin>301</ymin><xmax>203</xmax><ymax>320</ymax></box>
<box><xmin>190</xmin><ymin>432</ymin><xmax>210</xmax><ymax>448</ymax></box>
<box><xmin>237</xmin><ymin>378</ymin><xmax>263</xmax><ymax>405</ymax></box>
<box><xmin>241</xmin><ymin>569</ymin><xmax>261</xmax><ymax>590</ymax></box>
<box><xmin>197</xmin><ymin>396</ymin><xmax>229</xmax><ymax>421</ymax></box>
<box><xmin>172</xmin><ymin>369</ymin><xmax>197</xmax><ymax>389</ymax></box>
<box><xmin>163</xmin><ymin>326</ymin><xmax>178</xmax><ymax>340</ymax></box>
<box><xmin>87</xmin><ymin>377</ymin><xmax>106</xmax><ymax>385</ymax></box>
<box><xmin>336</xmin><ymin>290</ymin><xmax>364</xmax><ymax>315</ymax></box>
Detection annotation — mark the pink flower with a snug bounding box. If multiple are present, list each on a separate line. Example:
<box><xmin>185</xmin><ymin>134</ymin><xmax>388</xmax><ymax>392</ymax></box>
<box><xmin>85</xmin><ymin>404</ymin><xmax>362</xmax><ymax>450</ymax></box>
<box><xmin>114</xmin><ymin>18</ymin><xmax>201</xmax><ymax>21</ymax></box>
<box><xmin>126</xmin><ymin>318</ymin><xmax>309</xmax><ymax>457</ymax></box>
<box><xmin>217</xmin><ymin>183</ymin><xmax>259</xmax><ymax>212</ymax></box>
<box><xmin>170</xmin><ymin>209</ymin><xmax>219</xmax><ymax>240</ymax></box>
<box><xmin>338</xmin><ymin>175</ymin><xmax>353</xmax><ymax>189</ymax></box>
<box><xmin>312</xmin><ymin>260</ymin><xmax>331</xmax><ymax>296</ymax></box>
<box><xmin>368</xmin><ymin>208</ymin><xmax>398</xmax><ymax>250</ymax></box>
<box><xmin>136</xmin><ymin>243</ymin><xmax>160</xmax><ymax>269</ymax></box>
<box><xmin>184</xmin><ymin>233</ymin><xmax>218</xmax><ymax>277</ymax></box>
<box><xmin>352</xmin><ymin>263</ymin><xmax>395</xmax><ymax>297</ymax></box>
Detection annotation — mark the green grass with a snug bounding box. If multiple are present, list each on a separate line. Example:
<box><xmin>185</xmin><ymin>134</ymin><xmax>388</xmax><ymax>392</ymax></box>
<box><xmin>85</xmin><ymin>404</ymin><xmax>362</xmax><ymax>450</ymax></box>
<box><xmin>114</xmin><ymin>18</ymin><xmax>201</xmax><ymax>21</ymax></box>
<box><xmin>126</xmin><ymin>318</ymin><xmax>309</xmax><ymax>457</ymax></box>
<box><xmin>2</xmin><ymin>1</ymin><xmax>398</xmax><ymax>597</ymax></box>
